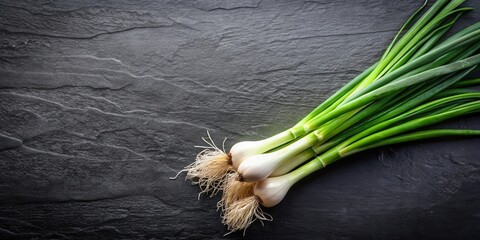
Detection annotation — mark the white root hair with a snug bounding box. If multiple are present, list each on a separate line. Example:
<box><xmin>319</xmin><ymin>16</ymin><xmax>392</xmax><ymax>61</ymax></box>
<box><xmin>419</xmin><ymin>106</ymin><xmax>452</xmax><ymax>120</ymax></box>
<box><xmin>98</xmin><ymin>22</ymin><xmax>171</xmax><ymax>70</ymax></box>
<box><xmin>170</xmin><ymin>131</ymin><xmax>233</xmax><ymax>197</ymax></box>
<box><xmin>217</xmin><ymin>173</ymin><xmax>256</xmax><ymax>212</ymax></box>
<box><xmin>222</xmin><ymin>195</ymin><xmax>273</xmax><ymax>235</ymax></box>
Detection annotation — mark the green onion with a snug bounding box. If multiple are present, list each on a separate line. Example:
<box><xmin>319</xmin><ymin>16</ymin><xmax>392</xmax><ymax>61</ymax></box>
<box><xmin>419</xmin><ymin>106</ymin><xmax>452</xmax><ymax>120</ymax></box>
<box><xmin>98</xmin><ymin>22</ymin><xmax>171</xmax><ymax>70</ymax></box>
<box><xmin>173</xmin><ymin>0</ymin><xmax>480</xmax><ymax>233</ymax></box>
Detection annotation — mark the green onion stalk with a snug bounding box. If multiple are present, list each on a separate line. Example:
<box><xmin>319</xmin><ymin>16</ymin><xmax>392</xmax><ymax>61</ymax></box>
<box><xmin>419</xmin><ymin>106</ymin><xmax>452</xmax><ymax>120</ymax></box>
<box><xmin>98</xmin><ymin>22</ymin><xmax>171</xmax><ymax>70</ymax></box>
<box><xmin>222</xmin><ymin>41</ymin><xmax>480</xmax><ymax>213</ymax></box>
<box><xmin>223</xmin><ymin>96</ymin><xmax>480</xmax><ymax>232</ymax></box>
<box><xmin>221</xmin><ymin>61</ymin><xmax>480</xmax><ymax>230</ymax></box>
<box><xmin>216</xmin><ymin>1</ymin><xmax>480</xmax><ymax>233</ymax></box>
<box><xmin>171</xmin><ymin>0</ymin><xmax>480</xmax><ymax>234</ymax></box>
<box><xmin>175</xmin><ymin>0</ymin><xmax>477</xmax><ymax>199</ymax></box>
<box><xmin>223</xmin><ymin>127</ymin><xmax>480</xmax><ymax>232</ymax></box>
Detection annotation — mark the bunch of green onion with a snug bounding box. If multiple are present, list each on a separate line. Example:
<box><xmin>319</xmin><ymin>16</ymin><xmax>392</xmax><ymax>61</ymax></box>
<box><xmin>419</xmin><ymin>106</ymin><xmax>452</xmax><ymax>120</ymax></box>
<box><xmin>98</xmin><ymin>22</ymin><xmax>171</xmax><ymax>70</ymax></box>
<box><xmin>173</xmin><ymin>0</ymin><xmax>480</xmax><ymax>234</ymax></box>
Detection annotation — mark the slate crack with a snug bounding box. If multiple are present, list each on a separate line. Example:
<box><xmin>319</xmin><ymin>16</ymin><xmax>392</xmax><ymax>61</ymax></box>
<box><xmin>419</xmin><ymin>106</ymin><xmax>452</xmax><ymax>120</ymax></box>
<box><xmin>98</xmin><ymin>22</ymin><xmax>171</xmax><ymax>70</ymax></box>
<box><xmin>0</xmin><ymin>217</ymin><xmax>69</xmax><ymax>239</ymax></box>
<box><xmin>0</xmin><ymin>22</ymin><xmax>196</xmax><ymax>40</ymax></box>
<box><xmin>0</xmin><ymin>3</ymin><xmax>95</xmax><ymax>17</ymax></box>
<box><xmin>267</xmin><ymin>29</ymin><xmax>398</xmax><ymax>44</ymax></box>
<box><xmin>203</xmin><ymin>0</ymin><xmax>262</xmax><ymax>12</ymax></box>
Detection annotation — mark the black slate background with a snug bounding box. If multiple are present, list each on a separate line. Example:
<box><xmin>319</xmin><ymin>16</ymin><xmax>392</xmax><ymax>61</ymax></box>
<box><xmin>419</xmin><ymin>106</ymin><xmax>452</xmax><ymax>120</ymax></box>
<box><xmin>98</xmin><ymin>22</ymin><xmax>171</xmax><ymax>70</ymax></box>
<box><xmin>1</xmin><ymin>0</ymin><xmax>479</xmax><ymax>239</ymax></box>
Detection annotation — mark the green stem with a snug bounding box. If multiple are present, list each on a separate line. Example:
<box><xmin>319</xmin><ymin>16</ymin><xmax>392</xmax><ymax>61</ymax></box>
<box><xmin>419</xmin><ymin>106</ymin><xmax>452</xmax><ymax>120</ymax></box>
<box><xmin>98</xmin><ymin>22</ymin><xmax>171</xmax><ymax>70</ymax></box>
<box><xmin>288</xmin><ymin>128</ymin><xmax>480</xmax><ymax>183</ymax></box>
<box><xmin>339</xmin><ymin>100</ymin><xmax>480</xmax><ymax>156</ymax></box>
<box><xmin>337</xmin><ymin>65</ymin><xmax>476</xmax><ymax>141</ymax></box>
<box><xmin>304</xmin><ymin>54</ymin><xmax>480</xmax><ymax>132</ymax></box>
<box><xmin>352</xmin><ymin>0</ymin><xmax>453</xmax><ymax>91</ymax></box>
<box><xmin>344</xmin><ymin>27</ymin><xmax>480</xmax><ymax>102</ymax></box>
<box><xmin>434</xmin><ymin>88</ymin><xmax>478</xmax><ymax>99</ymax></box>
<box><xmin>293</xmin><ymin>63</ymin><xmax>377</xmax><ymax>128</ymax></box>
<box><xmin>453</xmin><ymin>78</ymin><xmax>480</xmax><ymax>88</ymax></box>
<box><xmin>379</xmin><ymin>0</ymin><xmax>428</xmax><ymax>62</ymax></box>
<box><xmin>339</xmin><ymin>92</ymin><xmax>480</xmax><ymax>150</ymax></box>
<box><xmin>375</xmin><ymin>8</ymin><xmax>472</xmax><ymax>82</ymax></box>
<box><xmin>348</xmin><ymin>129</ymin><xmax>480</xmax><ymax>155</ymax></box>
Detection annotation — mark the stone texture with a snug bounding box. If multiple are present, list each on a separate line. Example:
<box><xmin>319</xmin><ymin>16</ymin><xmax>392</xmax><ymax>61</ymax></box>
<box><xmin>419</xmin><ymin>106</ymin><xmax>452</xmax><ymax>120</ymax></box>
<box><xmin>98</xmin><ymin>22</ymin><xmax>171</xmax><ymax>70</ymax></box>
<box><xmin>0</xmin><ymin>0</ymin><xmax>479</xmax><ymax>239</ymax></box>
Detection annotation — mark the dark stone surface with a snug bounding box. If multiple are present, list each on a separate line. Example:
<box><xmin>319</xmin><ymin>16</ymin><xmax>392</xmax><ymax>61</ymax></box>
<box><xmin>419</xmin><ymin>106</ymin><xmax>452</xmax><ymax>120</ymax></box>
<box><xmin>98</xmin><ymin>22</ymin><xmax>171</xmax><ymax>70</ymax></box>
<box><xmin>0</xmin><ymin>0</ymin><xmax>479</xmax><ymax>239</ymax></box>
